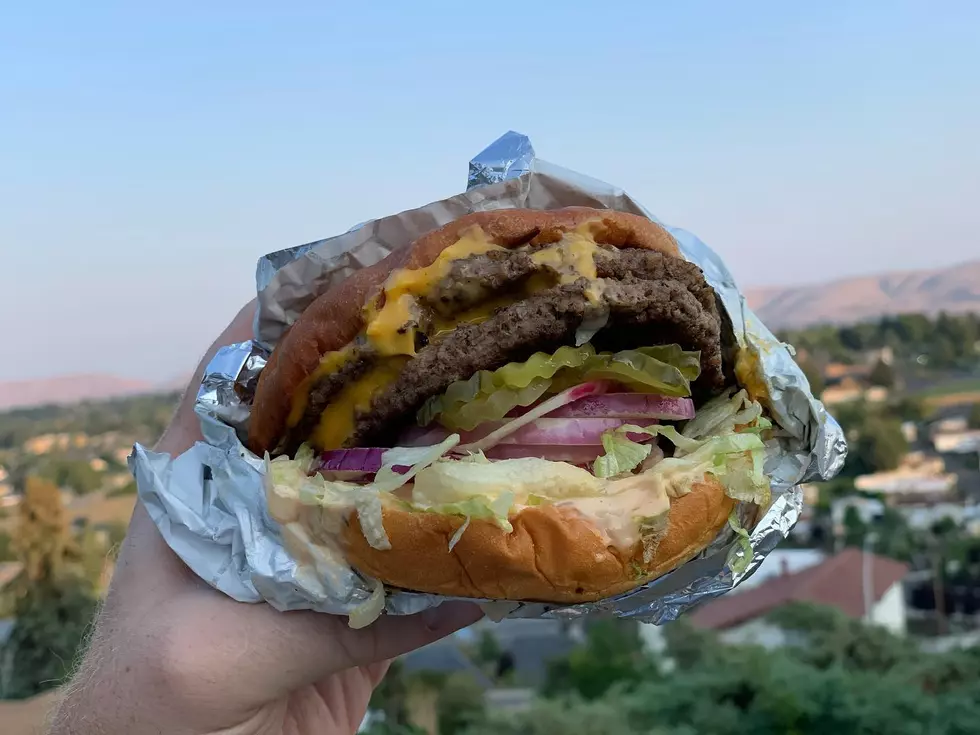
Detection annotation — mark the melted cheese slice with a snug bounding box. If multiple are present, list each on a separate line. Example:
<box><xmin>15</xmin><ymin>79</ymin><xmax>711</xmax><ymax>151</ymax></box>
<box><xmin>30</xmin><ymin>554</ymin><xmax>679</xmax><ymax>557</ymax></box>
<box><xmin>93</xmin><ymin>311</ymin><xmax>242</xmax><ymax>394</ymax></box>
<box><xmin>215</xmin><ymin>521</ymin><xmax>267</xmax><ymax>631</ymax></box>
<box><xmin>363</xmin><ymin>225</ymin><xmax>507</xmax><ymax>357</ymax></box>
<box><xmin>309</xmin><ymin>357</ymin><xmax>409</xmax><ymax>450</ymax></box>
<box><xmin>287</xmin><ymin>345</ymin><xmax>357</xmax><ymax>429</ymax></box>
<box><xmin>290</xmin><ymin>221</ymin><xmax>607</xmax><ymax>449</ymax></box>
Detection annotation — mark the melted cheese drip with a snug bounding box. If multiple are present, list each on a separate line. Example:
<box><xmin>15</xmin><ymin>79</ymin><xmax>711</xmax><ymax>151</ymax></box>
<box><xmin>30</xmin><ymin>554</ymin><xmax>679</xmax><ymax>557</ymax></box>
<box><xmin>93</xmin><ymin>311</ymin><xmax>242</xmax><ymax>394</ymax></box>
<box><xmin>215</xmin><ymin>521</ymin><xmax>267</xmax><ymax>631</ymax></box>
<box><xmin>363</xmin><ymin>223</ymin><xmax>605</xmax><ymax>357</ymax></box>
<box><xmin>286</xmin><ymin>345</ymin><xmax>357</xmax><ymax>428</ymax></box>
<box><xmin>363</xmin><ymin>225</ymin><xmax>506</xmax><ymax>357</ymax></box>
<box><xmin>309</xmin><ymin>357</ymin><xmax>409</xmax><ymax>450</ymax></box>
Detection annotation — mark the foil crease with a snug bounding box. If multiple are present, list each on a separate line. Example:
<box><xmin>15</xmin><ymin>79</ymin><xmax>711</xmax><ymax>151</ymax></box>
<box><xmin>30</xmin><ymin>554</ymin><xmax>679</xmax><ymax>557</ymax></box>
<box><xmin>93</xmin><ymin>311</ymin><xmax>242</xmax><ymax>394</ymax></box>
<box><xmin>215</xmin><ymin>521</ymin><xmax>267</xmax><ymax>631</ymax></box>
<box><xmin>133</xmin><ymin>131</ymin><xmax>846</xmax><ymax>624</ymax></box>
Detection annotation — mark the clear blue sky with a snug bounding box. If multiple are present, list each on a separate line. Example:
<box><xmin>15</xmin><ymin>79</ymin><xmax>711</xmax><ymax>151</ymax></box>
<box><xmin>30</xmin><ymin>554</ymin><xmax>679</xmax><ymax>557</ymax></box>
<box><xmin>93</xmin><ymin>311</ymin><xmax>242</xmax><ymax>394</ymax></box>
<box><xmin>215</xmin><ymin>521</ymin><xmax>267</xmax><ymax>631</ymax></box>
<box><xmin>2</xmin><ymin>2</ymin><xmax>978</xmax><ymax>382</ymax></box>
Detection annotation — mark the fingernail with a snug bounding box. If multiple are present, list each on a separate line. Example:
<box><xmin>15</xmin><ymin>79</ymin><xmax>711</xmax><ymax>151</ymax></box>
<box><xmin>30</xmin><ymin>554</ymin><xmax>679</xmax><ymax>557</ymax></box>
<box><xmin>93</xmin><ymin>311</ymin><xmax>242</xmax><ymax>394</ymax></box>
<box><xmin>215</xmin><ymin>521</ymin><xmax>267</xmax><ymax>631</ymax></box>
<box><xmin>422</xmin><ymin>602</ymin><xmax>484</xmax><ymax>633</ymax></box>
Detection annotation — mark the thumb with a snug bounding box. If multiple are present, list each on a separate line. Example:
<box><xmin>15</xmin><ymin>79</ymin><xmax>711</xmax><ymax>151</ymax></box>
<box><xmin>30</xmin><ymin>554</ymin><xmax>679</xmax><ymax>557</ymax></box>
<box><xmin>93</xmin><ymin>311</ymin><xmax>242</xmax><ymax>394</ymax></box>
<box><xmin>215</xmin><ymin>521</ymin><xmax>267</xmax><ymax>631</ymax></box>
<box><xmin>218</xmin><ymin>597</ymin><xmax>484</xmax><ymax>704</ymax></box>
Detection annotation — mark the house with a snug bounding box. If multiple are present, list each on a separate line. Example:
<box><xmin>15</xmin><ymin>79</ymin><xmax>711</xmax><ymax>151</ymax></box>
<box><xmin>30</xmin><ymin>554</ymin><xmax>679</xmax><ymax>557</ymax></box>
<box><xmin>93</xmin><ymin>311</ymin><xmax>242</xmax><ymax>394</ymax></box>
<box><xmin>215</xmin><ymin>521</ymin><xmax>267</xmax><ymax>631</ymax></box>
<box><xmin>821</xmin><ymin>377</ymin><xmax>889</xmax><ymax>407</ymax></box>
<box><xmin>900</xmin><ymin>501</ymin><xmax>980</xmax><ymax>533</ymax></box>
<box><xmin>929</xmin><ymin>417</ymin><xmax>980</xmax><ymax>454</ymax></box>
<box><xmin>933</xmin><ymin>430</ymin><xmax>980</xmax><ymax>454</ymax></box>
<box><xmin>467</xmin><ymin>617</ymin><xmax>581</xmax><ymax>687</ymax></box>
<box><xmin>688</xmin><ymin>548</ymin><xmax>910</xmax><ymax>647</ymax></box>
<box><xmin>735</xmin><ymin>549</ymin><xmax>828</xmax><ymax>591</ymax></box>
<box><xmin>854</xmin><ymin>452</ymin><xmax>958</xmax><ymax>504</ymax></box>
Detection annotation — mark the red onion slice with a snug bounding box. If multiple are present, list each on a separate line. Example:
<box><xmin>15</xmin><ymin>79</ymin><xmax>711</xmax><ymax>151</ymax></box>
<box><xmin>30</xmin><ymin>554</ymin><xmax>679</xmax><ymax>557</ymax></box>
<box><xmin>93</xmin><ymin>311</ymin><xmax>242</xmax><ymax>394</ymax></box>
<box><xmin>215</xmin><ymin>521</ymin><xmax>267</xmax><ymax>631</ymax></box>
<box><xmin>314</xmin><ymin>448</ymin><xmax>410</xmax><ymax>475</ymax></box>
<box><xmin>507</xmin><ymin>393</ymin><xmax>694</xmax><ymax>420</ymax></box>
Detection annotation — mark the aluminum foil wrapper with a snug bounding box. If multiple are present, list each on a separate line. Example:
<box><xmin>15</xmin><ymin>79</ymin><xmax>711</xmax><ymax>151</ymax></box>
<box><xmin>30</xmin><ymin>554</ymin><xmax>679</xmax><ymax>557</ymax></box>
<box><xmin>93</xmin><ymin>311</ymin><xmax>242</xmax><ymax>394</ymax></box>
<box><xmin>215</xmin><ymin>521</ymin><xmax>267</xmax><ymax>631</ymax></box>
<box><xmin>132</xmin><ymin>132</ymin><xmax>847</xmax><ymax>624</ymax></box>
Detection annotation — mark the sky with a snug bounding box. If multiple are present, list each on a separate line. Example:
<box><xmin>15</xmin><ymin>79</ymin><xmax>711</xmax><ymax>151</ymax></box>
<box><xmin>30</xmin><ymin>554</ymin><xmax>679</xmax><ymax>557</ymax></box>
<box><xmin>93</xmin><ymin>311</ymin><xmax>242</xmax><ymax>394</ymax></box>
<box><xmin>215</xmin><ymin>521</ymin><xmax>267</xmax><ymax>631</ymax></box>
<box><xmin>2</xmin><ymin>2</ymin><xmax>979</xmax><ymax>382</ymax></box>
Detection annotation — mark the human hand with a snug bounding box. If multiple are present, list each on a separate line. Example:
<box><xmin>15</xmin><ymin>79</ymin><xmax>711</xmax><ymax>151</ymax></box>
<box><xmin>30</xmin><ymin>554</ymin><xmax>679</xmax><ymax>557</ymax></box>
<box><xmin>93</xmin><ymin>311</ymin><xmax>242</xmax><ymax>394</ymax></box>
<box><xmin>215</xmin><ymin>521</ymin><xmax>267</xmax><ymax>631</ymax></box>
<box><xmin>49</xmin><ymin>301</ymin><xmax>483</xmax><ymax>735</ymax></box>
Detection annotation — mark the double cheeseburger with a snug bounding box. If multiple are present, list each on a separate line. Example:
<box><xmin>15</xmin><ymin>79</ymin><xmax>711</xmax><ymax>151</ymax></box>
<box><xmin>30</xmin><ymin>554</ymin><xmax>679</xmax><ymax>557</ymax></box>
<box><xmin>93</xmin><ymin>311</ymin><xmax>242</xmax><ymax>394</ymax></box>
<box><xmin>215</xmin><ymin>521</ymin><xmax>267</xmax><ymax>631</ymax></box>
<box><xmin>250</xmin><ymin>208</ymin><xmax>771</xmax><ymax>611</ymax></box>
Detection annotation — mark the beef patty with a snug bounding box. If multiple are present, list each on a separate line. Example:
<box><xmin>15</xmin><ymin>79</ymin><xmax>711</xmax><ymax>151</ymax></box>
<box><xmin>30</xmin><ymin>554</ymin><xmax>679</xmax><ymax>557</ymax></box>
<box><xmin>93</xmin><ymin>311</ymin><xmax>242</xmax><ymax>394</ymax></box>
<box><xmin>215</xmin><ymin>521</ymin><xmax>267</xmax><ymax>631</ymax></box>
<box><xmin>282</xmin><ymin>247</ymin><xmax>727</xmax><ymax>453</ymax></box>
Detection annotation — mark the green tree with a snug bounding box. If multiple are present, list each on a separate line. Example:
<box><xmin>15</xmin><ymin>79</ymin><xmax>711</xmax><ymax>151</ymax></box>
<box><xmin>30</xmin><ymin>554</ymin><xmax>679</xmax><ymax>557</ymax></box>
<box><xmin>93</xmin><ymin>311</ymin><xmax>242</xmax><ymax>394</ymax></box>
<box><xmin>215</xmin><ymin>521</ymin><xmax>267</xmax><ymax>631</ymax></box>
<box><xmin>437</xmin><ymin>674</ymin><xmax>486</xmax><ymax>735</ymax></box>
<box><xmin>968</xmin><ymin>403</ymin><xmax>980</xmax><ymax>430</ymax></box>
<box><xmin>842</xmin><ymin>506</ymin><xmax>867</xmax><ymax>549</ymax></box>
<box><xmin>798</xmin><ymin>357</ymin><xmax>825</xmax><ymax>397</ymax></box>
<box><xmin>0</xmin><ymin>531</ymin><xmax>14</xmax><ymax>562</ymax></box>
<box><xmin>544</xmin><ymin>620</ymin><xmax>650</xmax><ymax>700</ymax></box>
<box><xmin>472</xmin><ymin>630</ymin><xmax>502</xmax><ymax>669</ymax></box>
<box><xmin>868</xmin><ymin>358</ymin><xmax>896</xmax><ymax>388</ymax></box>
<box><xmin>854</xmin><ymin>416</ymin><xmax>907</xmax><ymax>473</ymax></box>
<box><xmin>0</xmin><ymin>476</ymin><xmax>99</xmax><ymax>699</ymax></box>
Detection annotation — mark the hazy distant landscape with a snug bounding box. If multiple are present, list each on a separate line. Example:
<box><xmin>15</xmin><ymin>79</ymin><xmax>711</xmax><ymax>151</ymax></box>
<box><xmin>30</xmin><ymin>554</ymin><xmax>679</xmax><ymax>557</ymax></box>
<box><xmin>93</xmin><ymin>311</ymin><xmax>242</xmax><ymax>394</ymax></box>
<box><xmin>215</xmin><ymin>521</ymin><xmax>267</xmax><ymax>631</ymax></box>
<box><xmin>746</xmin><ymin>259</ymin><xmax>980</xmax><ymax>329</ymax></box>
<box><xmin>3</xmin><ymin>260</ymin><xmax>978</xmax><ymax>412</ymax></box>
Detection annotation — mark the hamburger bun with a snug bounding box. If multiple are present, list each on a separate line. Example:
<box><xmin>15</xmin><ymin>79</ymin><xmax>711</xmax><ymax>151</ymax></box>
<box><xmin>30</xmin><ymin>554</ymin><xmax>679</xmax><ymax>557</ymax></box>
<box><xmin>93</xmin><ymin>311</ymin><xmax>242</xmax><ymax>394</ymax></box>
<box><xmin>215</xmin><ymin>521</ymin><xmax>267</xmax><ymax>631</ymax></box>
<box><xmin>340</xmin><ymin>475</ymin><xmax>734</xmax><ymax>603</ymax></box>
<box><xmin>254</xmin><ymin>205</ymin><xmax>756</xmax><ymax>610</ymax></box>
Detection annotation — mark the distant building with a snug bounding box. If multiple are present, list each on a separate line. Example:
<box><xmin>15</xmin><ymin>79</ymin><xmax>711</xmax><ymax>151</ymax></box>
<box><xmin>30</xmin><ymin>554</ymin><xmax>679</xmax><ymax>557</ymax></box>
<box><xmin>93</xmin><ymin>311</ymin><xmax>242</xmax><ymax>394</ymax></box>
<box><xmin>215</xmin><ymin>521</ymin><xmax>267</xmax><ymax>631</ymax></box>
<box><xmin>900</xmin><ymin>501</ymin><xmax>980</xmax><ymax>533</ymax></box>
<box><xmin>854</xmin><ymin>452</ymin><xmax>957</xmax><ymax>504</ymax></box>
<box><xmin>902</xmin><ymin>421</ymin><xmax>919</xmax><ymax>444</ymax></box>
<box><xmin>735</xmin><ymin>549</ymin><xmax>828</xmax><ymax>591</ymax></box>
<box><xmin>395</xmin><ymin>618</ymin><xmax>581</xmax><ymax>732</ymax></box>
<box><xmin>688</xmin><ymin>549</ymin><xmax>909</xmax><ymax>646</ymax></box>
<box><xmin>821</xmin><ymin>377</ymin><xmax>889</xmax><ymax>407</ymax></box>
<box><xmin>462</xmin><ymin>617</ymin><xmax>581</xmax><ymax>688</ymax></box>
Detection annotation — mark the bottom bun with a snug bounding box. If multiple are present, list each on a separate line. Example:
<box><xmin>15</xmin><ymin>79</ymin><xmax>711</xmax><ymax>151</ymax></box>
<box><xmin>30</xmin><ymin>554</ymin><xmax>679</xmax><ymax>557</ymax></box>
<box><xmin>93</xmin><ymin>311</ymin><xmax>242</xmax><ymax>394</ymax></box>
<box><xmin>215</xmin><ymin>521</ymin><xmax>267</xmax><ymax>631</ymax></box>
<box><xmin>341</xmin><ymin>476</ymin><xmax>735</xmax><ymax>603</ymax></box>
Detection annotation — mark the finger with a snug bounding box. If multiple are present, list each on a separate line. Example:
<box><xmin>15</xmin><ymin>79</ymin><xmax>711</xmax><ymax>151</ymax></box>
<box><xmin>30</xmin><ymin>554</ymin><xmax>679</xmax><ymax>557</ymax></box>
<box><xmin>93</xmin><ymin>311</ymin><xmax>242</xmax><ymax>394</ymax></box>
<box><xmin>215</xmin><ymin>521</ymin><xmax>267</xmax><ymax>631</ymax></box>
<box><xmin>194</xmin><ymin>597</ymin><xmax>483</xmax><ymax>704</ymax></box>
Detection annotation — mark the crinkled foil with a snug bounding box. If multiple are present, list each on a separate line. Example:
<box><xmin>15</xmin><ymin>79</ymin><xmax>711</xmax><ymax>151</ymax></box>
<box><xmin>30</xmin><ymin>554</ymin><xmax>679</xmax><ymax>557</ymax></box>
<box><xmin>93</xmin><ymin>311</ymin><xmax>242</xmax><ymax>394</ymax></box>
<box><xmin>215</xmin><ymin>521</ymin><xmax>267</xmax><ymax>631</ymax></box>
<box><xmin>132</xmin><ymin>132</ymin><xmax>847</xmax><ymax>623</ymax></box>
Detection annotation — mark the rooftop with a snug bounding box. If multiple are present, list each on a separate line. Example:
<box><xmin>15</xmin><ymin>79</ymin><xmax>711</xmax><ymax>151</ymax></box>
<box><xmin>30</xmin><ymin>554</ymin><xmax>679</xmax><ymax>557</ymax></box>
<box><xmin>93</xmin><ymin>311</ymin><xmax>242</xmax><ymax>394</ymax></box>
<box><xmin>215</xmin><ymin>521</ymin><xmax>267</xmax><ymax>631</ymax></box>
<box><xmin>690</xmin><ymin>548</ymin><xmax>909</xmax><ymax>631</ymax></box>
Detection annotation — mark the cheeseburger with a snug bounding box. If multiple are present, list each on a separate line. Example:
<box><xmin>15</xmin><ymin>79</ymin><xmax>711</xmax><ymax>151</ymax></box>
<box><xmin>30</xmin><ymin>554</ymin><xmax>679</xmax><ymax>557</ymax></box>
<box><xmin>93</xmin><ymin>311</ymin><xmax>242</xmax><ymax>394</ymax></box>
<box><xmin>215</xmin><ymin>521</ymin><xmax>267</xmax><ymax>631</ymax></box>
<box><xmin>251</xmin><ymin>208</ymin><xmax>770</xmax><ymax>610</ymax></box>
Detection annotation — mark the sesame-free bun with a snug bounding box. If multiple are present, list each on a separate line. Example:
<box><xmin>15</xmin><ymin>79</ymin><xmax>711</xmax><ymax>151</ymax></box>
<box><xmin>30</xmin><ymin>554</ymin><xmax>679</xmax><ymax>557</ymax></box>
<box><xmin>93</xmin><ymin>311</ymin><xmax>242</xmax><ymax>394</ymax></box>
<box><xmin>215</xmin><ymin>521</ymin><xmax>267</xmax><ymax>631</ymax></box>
<box><xmin>248</xmin><ymin>207</ymin><xmax>680</xmax><ymax>457</ymax></box>
<box><xmin>340</xmin><ymin>475</ymin><xmax>734</xmax><ymax>603</ymax></box>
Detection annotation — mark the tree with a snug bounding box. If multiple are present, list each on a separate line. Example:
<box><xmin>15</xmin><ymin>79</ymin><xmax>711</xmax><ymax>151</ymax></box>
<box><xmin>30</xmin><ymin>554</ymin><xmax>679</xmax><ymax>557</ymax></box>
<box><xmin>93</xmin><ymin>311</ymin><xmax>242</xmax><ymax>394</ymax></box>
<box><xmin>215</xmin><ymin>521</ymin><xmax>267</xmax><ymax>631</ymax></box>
<box><xmin>968</xmin><ymin>403</ymin><xmax>980</xmax><ymax>430</ymax></box>
<box><xmin>0</xmin><ymin>476</ymin><xmax>99</xmax><ymax>699</ymax></box>
<box><xmin>853</xmin><ymin>417</ymin><xmax>907</xmax><ymax>473</ymax></box>
<box><xmin>544</xmin><ymin>620</ymin><xmax>650</xmax><ymax>700</ymax></box>
<box><xmin>437</xmin><ymin>674</ymin><xmax>486</xmax><ymax>735</ymax></box>
<box><xmin>842</xmin><ymin>506</ymin><xmax>867</xmax><ymax>549</ymax></box>
<box><xmin>868</xmin><ymin>358</ymin><xmax>896</xmax><ymax>389</ymax></box>
<box><xmin>798</xmin><ymin>357</ymin><xmax>825</xmax><ymax>397</ymax></box>
<box><xmin>0</xmin><ymin>531</ymin><xmax>14</xmax><ymax>562</ymax></box>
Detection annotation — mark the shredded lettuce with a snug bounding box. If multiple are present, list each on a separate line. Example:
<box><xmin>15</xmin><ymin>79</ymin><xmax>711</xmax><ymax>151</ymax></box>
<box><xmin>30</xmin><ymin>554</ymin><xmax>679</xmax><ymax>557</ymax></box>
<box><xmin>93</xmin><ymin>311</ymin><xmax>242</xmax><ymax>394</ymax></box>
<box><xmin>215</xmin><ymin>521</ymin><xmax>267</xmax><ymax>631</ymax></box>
<box><xmin>448</xmin><ymin>517</ymin><xmax>471</xmax><ymax>552</ymax></box>
<box><xmin>681</xmin><ymin>389</ymin><xmax>769</xmax><ymax>440</ymax></box>
<box><xmin>595</xmin><ymin>390</ymin><xmax>773</xmax><ymax>506</ymax></box>
<box><xmin>727</xmin><ymin>509</ymin><xmax>753</xmax><ymax>574</ymax></box>
<box><xmin>374</xmin><ymin>434</ymin><xmax>461</xmax><ymax>490</ymax></box>
<box><xmin>419</xmin><ymin>343</ymin><xmax>701</xmax><ymax>430</ymax></box>
<box><xmin>615</xmin><ymin>427</ymin><xmax>771</xmax><ymax>505</ymax></box>
<box><xmin>418</xmin><ymin>493</ymin><xmax>515</xmax><ymax>534</ymax></box>
<box><xmin>266</xmin><ymin>436</ymin><xmax>461</xmax><ymax>552</ymax></box>
<box><xmin>593</xmin><ymin>432</ymin><xmax>653</xmax><ymax>478</ymax></box>
<box><xmin>348</xmin><ymin>578</ymin><xmax>386</xmax><ymax>629</ymax></box>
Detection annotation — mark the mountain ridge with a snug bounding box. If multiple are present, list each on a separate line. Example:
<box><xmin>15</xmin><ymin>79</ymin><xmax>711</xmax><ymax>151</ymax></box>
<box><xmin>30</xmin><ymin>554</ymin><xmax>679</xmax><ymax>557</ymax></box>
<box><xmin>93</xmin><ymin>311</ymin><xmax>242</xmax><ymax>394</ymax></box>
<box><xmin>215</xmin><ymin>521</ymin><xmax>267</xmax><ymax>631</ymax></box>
<box><xmin>744</xmin><ymin>259</ymin><xmax>980</xmax><ymax>330</ymax></box>
<box><xmin>3</xmin><ymin>260</ymin><xmax>978</xmax><ymax>411</ymax></box>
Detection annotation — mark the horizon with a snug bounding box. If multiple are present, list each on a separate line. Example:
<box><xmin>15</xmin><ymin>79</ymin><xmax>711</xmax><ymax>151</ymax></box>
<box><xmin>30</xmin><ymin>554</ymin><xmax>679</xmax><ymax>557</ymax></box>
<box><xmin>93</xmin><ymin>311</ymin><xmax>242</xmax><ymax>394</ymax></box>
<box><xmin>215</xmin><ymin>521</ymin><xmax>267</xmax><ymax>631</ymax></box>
<box><xmin>0</xmin><ymin>258</ymin><xmax>980</xmax><ymax>391</ymax></box>
<box><xmin>3</xmin><ymin>3</ymin><xmax>978</xmax><ymax>382</ymax></box>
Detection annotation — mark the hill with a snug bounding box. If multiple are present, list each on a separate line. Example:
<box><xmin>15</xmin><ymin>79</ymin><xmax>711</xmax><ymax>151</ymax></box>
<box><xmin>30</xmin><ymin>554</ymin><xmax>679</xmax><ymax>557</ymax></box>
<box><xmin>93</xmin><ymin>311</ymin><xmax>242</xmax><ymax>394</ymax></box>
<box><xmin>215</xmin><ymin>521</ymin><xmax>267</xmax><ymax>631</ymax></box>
<box><xmin>0</xmin><ymin>374</ymin><xmax>157</xmax><ymax>412</ymax></box>
<box><xmin>745</xmin><ymin>259</ymin><xmax>980</xmax><ymax>329</ymax></box>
